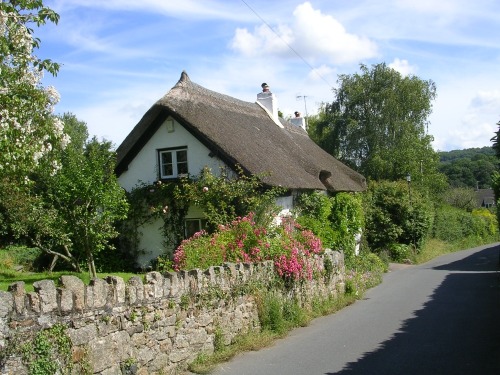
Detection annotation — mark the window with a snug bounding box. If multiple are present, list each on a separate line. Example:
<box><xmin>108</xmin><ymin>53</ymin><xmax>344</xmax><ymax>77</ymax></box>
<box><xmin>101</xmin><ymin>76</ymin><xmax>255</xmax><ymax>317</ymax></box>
<box><xmin>158</xmin><ymin>147</ymin><xmax>188</xmax><ymax>179</ymax></box>
<box><xmin>185</xmin><ymin>218</ymin><xmax>208</xmax><ymax>238</ymax></box>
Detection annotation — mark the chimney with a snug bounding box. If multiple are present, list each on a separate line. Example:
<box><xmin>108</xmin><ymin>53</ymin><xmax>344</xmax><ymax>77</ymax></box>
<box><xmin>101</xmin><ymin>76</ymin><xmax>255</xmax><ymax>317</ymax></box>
<box><xmin>290</xmin><ymin>111</ymin><xmax>306</xmax><ymax>131</ymax></box>
<box><xmin>256</xmin><ymin>83</ymin><xmax>281</xmax><ymax>126</ymax></box>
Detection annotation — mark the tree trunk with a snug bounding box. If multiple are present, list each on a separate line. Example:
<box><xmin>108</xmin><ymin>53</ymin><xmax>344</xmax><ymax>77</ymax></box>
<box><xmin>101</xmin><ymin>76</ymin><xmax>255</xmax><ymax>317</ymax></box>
<box><xmin>48</xmin><ymin>254</ymin><xmax>59</xmax><ymax>272</ymax></box>
<box><xmin>87</xmin><ymin>252</ymin><xmax>97</xmax><ymax>278</ymax></box>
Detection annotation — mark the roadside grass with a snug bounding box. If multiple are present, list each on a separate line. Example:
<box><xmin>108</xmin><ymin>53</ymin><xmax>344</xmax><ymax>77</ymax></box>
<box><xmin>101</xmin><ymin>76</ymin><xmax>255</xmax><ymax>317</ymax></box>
<box><xmin>188</xmin><ymin>292</ymin><xmax>360</xmax><ymax>374</ymax></box>
<box><xmin>412</xmin><ymin>236</ymin><xmax>499</xmax><ymax>264</ymax></box>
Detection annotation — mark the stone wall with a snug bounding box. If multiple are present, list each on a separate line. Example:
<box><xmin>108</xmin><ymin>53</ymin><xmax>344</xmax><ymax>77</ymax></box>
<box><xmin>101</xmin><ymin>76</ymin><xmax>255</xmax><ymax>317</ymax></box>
<box><xmin>0</xmin><ymin>250</ymin><xmax>344</xmax><ymax>374</ymax></box>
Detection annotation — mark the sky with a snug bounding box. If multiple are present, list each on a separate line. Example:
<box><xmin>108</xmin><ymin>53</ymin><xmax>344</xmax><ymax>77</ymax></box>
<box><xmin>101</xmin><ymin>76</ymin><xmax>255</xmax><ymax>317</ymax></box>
<box><xmin>36</xmin><ymin>0</ymin><xmax>500</xmax><ymax>151</ymax></box>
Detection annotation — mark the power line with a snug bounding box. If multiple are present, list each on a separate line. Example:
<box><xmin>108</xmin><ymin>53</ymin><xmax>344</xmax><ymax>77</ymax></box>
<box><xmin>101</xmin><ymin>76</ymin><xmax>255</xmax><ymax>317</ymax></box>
<box><xmin>240</xmin><ymin>0</ymin><xmax>333</xmax><ymax>89</ymax></box>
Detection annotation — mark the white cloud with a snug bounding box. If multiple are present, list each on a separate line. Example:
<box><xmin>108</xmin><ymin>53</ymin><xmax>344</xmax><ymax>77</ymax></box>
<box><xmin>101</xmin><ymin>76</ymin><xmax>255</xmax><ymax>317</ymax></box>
<box><xmin>470</xmin><ymin>90</ymin><xmax>500</xmax><ymax>113</ymax></box>
<box><xmin>389</xmin><ymin>58</ymin><xmax>416</xmax><ymax>76</ymax></box>
<box><xmin>230</xmin><ymin>1</ymin><xmax>378</xmax><ymax>64</ymax></box>
<box><xmin>431</xmin><ymin>88</ymin><xmax>500</xmax><ymax>151</ymax></box>
<box><xmin>231</xmin><ymin>24</ymin><xmax>293</xmax><ymax>57</ymax></box>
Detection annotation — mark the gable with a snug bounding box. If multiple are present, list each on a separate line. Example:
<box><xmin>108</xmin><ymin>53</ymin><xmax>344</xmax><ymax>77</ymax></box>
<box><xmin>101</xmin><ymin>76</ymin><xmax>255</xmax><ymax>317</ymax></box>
<box><xmin>116</xmin><ymin>71</ymin><xmax>366</xmax><ymax>193</ymax></box>
<box><xmin>118</xmin><ymin>116</ymin><xmax>226</xmax><ymax>191</ymax></box>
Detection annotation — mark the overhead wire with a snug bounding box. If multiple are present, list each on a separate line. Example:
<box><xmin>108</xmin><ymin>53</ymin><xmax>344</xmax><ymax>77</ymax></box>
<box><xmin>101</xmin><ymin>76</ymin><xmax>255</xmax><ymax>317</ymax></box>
<box><xmin>240</xmin><ymin>0</ymin><xmax>333</xmax><ymax>89</ymax></box>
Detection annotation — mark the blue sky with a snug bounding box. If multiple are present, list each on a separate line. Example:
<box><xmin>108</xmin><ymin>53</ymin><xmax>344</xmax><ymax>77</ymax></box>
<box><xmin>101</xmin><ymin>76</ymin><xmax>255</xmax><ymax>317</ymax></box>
<box><xmin>37</xmin><ymin>0</ymin><xmax>500</xmax><ymax>151</ymax></box>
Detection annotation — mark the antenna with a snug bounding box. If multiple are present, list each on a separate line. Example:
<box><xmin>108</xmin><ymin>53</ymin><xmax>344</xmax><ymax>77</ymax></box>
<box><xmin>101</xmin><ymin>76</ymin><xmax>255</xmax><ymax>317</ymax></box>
<box><xmin>296</xmin><ymin>95</ymin><xmax>309</xmax><ymax>128</ymax></box>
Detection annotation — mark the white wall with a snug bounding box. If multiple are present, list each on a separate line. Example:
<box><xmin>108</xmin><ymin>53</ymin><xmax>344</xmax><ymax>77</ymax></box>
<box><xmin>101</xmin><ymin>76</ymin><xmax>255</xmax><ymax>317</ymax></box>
<box><xmin>136</xmin><ymin>217</ymin><xmax>166</xmax><ymax>268</ymax></box>
<box><xmin>118</xmin><ymin>117</ymin><xmax>226</xmax><ymax>191</ymax></box>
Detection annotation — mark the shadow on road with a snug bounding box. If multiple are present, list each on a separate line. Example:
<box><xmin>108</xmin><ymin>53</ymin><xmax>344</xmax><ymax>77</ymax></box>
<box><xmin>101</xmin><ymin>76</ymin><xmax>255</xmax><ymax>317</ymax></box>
<box><xmin>327</xmin><ymin>246</ymin><xmax>500</xmax><ymax>375</ymax></box>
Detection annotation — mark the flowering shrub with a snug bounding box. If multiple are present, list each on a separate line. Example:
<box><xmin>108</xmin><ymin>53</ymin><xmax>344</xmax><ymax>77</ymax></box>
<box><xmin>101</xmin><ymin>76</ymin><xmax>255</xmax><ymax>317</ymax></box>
<box><xmin>173</xmin><ymin>213</ymin><xmax>269</xmax><ymax>271</ymax></box>
<box><xmin>172</xmin><ymin>213</ymin><xmax>324</xmax><ymax>282</ymax></box>
<box><xmin>270</xmin><ymin>218</ymin><xmax>323</xmax><ymax>281</ymax></box>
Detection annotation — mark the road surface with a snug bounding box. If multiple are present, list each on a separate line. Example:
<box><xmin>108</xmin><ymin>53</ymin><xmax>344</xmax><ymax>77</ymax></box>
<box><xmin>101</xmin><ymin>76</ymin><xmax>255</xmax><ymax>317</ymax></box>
<box><xmin>210</xmin><ymin>243</ymin><xmax>500</xmax><ymax>375</ymax></box>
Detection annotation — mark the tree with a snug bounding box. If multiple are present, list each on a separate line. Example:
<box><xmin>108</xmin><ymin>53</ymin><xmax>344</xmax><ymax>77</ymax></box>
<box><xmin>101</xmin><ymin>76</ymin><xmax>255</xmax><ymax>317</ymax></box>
<box><xmin>0</xmin><ymin>1</ymin><xmax>68</xmax><ymax>247</ymax></box>
<box><xmin>490</xmin><ymin>120</ymin><xmax>500</xmax><ymax>229</ymax></box>
<box><xmin>311</xmin><ymin>63</ymin><xmax>439</xmax><ymax>183</ymax></box>
<box><xmin>40</xmin><ymin>125</ymin><xmax>129</xmax><ymax>277</ymax></box>
<box><xmin>438</xmin><ymin>147</ymin><xmax>496</xmax><ymax>189</ymax></box>
<box><xmin>0</xmin><ymin>0</ymin><xmax>68</xmax><ymax>182</ymax></box>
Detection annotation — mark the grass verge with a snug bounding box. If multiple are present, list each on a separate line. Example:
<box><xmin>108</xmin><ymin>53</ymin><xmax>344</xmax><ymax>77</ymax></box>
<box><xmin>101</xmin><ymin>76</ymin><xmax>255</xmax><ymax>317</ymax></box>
<box><xmin>188</xmin><ymin>289</ymin><xmax>364</xmax><ymax>374</ymax></box>
<box><xmin>413</xmin><ymin>236</ymin><xmax>499</xmax><ymax>264</ymax></box>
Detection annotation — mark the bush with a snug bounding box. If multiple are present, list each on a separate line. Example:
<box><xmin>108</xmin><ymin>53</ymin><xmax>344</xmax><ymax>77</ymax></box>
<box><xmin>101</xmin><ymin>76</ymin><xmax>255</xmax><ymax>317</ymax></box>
<box><xmin>172</xmin><ymin>213</ymin><xmax>324</xmax><ymax>282</ymax></box>
<box><xmin>295</xmin><ymin>191</ymin><xmax>363</xmax><ymax>258</ymax></box>
<box><xmin>364</xmin><ymin>180</ymin><xmax>433</xmax><ymax>252</ymax></box>
<box><xmin>0</xmin><ymin>245</ymin><xmax>47</xmax><ymax>272</ymax></box>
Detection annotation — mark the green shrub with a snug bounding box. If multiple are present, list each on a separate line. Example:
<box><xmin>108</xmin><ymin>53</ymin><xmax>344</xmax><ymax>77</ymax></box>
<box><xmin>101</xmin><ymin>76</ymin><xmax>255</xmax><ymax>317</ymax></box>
<box><xmin>364</xmin><ymin>180</ymin><xmax>433</xmax><ymax>252</ymax></box>
<box><xmin>295</xmin><ymin>191</ymin><xmax>364</xmax><ymax>259</ymax></box>
<box><xmin>388</xmin><ymin>243</ymin><xmax>411</xmax><ymax>262</ymax></box>
<box><xmin>0</xmin><ymin>245</ymin><xmax>46</xmax><ymax>272</ymax></box>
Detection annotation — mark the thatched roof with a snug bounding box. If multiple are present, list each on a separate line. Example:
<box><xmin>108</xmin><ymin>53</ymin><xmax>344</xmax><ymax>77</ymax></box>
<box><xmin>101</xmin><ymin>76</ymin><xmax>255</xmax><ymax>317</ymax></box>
<box><xmin>116</xmin><ymin>71</ymin><xmax>366</xmax><ymax>192</ymax></box>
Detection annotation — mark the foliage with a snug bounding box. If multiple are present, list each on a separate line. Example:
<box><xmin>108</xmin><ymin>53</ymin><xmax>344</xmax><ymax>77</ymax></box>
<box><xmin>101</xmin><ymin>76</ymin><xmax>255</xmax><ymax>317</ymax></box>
<box><xmin>441</xmin><ymin>187</ymin><xmax>478</xmax><ymax>211</ymax></box>
<box><xmin>0</xmin><ymin>0</ymin><xmax>68</xmax><ymax>182</ymax></box>
<box><xmin>0</xmin><ymin>115</ymin><xmax>129</xmax><ymax>275</ymax></box>
<box><xmin>295</xmin><ymin>191</ymin><xmax>364</xmax><ymax>259</ymax></box>
<box><xmin>35</xmin><ymin>134</ymin><xmax>129</xmax><ymax>277</ymax></box>
<box><xmin>364</xmin><ymin>180</ymin><xmax>433</xmax><ymax>253</ymax></box>
<box><xmin>172</xmin><ymin>213</ymin><xmax>323</xmax><ymax>282</ymax></box>
<box><xmin>387</xmin><ymin>243</ymin><xmax>412</xmax><ymax>263</ymax></box>
<box><xmin>310</xmin><ymin>63</ymin><xmax>439</xmax><ymax>183</ymax></box>
<box><xmin>175</xmin><ymin>166</ymin><xmax>283</xmax><ymax>229</ymax></box>
<box><xmin>123</xmin><ymin>166</ymin><xmax>283</xmax><ymax>266</ymax></box>
<box><xmin>123</xmin><ymin>179</ymin><xmax>189</xmax><ymax>263</ymax></box>
<box><xmin>432</xmin><ymin>205</ymin><xmax>498</xmax><ymax>243</ymax></box>
<box><xmin>490</xmin><ymin>120</ymin><xmax>500</xmax><ymax>159</ymax></box>
<box><xmin>21</xmin><ymin>323</ymin><xmax>73</xmax><ymax>375</ymax></box>
<box><xmin>438</xmin><ymin>146</ymin><xmax>496</xmax><ymax>189</ymax></box>
<box><xmin>0</xmin><ymin>245</ymin><xmax>45</xmax><ymax>272</ymax></box>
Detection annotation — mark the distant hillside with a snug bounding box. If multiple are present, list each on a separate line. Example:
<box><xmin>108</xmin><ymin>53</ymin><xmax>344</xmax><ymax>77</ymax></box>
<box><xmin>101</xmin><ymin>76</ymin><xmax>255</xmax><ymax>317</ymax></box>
<box><xmin>438</xmin><ymin>146</ymin><xmax>497</xmax><ymax>189</ymax></box>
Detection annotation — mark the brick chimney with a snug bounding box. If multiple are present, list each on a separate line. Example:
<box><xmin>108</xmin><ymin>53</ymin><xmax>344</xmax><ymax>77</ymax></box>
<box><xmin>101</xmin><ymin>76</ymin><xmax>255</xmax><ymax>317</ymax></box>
<box><xmin>256</xmin><ymin>83</ymin><xmax>282</xmax><ymax>127</ymax></box>
<box><xmin>290</xmin><ymin>111</ymin><xmax>306</xmax><ymax>131</ymax></box>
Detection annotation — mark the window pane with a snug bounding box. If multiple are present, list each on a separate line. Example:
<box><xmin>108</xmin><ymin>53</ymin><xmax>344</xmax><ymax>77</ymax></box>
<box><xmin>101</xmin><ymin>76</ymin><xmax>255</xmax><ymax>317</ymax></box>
<box><xmin>177</xmin><ymin>150</ymin><xmax>188</xmax><ymax>175</ymax></box>
<box><xmin>161</xmin><ymin>152</ymin><xmax>173</xmax><ymax>177</ymax></box>
<box><xmin>161</xmin><ymin>152</ymin><xmax>172</xmax><ymax>164</ymax></box>
<box><xmin>177</xmin><ymin>150</ymin><xmax>187</xmax><ymax>162</ymax></box>
<box><xmin>185</xmin><ymin>219</ymin><xmax>201</xmax><ymax>238</ymax></box>
<box><xmin>162</xmin><ymin>164</ymin><xmax>173</xmax><ymax>176</ymax></box>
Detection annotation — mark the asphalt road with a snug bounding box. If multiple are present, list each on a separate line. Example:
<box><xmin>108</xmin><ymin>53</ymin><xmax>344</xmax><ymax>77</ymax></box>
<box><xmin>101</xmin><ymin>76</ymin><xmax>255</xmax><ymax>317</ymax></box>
<box><xmin>210</xmin><ymin>243</ymin><xmax>500</xmax><ymax>375</ymax></box>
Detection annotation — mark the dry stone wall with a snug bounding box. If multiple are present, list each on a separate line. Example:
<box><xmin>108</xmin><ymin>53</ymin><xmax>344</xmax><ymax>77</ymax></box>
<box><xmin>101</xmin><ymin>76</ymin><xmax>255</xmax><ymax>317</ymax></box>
<box><xmin>0</xmin><ymin>250</ymin><xmax>344</xmax><ymax>374</ymax></box>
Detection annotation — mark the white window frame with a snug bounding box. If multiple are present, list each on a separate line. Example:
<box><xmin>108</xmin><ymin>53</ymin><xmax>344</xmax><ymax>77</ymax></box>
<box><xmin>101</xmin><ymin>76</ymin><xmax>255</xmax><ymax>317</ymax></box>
<box><xmin>158</xmin><ymin>147</ymin><xmax>188</xmax><ymax>179</ymax></box>
<box><xmin>184</xmin><ymin>218</ymin><xmax>208</xmax><ymax>238</ymax></box>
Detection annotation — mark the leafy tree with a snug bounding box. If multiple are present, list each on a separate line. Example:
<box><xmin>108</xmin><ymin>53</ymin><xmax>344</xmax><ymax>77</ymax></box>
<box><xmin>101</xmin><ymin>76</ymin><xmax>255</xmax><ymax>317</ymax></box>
<box><xmin>490</xmin><ymin>120</ymin><xmax>500</xmax><ymax>228</ymax></box>
<box><xmin>491</xmin><ymin>120</ymin><xmax>500</xmax><ymax>159</ymax></box>
<box><xmin>311</xmin><ymin>63</ymin><xmax>439</xmax><ymax>183</ymax></box>
<box><xmin>0</xmin><ymin>0</ymin><xmax>67</xmax><ymax>182</ymax></box>
<box><xmin>438</xmin><ymin>147</ymin><xmax>496</xmax><ymax>188</ymax></box>
<box><xmin>5</xmin><ymin>115</ymin><xmax>129</xmax><ymax>277</ymax></box>
<box><xmin>0</xmin><ymin>1</ymin><xmax>68</xmax><ymax>248</ymax></box>
<box><xmin>364</xmin><ymin>180</ymin><xmax>433</xmax><ymax>252</ymax></box>
<box><xmin>41</xmin><ymin>133</ymin><xmax>129</xmax><ymax>277</ymax></box>
<box><xmin>441</xmin><ymin>187</ymin><xmax>477</xmax><ymax>211</ymax></box>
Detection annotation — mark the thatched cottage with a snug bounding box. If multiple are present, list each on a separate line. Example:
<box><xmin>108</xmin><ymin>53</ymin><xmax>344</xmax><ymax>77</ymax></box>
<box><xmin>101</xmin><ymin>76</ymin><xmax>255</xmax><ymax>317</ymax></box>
<box><xmin>115</xmin><ymin>71</ymin><xmax>366</xmax><ymax>266</ymax></box>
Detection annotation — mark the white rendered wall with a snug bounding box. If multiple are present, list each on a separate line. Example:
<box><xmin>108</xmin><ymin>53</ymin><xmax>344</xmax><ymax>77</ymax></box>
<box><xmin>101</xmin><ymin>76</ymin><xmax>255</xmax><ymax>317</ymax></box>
<box><xmin>118</xmin><ymin>117</ymin><xmax>226</xmax><ymax>191</ymax></box>
<box><xmin>136</xmin><ymin>217</ymin><xmax>166</xmax><ymax>268</ymax></box>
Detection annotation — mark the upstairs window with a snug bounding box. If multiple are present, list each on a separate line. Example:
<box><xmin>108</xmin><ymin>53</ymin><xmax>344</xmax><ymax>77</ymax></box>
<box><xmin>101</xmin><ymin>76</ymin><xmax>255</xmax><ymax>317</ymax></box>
<box><xmin>158</xmin><ymin>147</ymin><xmax>188</xmax><ymax>179</ymax></box>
